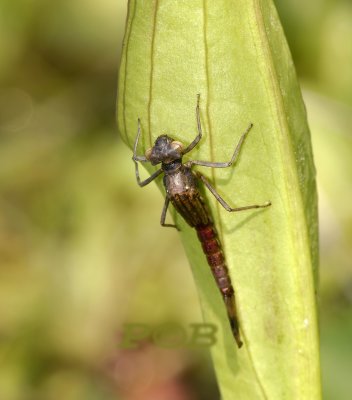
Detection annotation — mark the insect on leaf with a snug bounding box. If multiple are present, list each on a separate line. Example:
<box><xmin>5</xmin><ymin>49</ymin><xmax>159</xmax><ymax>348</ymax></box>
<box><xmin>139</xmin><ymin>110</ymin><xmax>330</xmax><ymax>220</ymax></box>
<box><xmin>117</xmin><ymin>1</ymin><xmax>321</xmax><ymax>399</ymax></box>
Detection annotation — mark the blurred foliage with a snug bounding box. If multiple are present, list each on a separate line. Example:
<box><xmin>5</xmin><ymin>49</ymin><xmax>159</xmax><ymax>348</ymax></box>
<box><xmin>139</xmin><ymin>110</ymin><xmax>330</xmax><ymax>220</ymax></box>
<box><xmin>0</xmin><ymin>0</ymin><xmax>351</xmax><ymax>399</ymax></box>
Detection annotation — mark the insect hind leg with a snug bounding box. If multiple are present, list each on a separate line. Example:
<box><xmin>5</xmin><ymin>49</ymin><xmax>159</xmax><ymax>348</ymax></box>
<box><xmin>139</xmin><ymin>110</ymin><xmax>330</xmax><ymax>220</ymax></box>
<box><xmin>160</xmin><ymin>196</ymin><xmax>179</xmax><ymax>230</ymax></box>
<box><xmin>196</xmin><ymin>172</ymin><xmax>271</xmax><ymax>212</ymax></box>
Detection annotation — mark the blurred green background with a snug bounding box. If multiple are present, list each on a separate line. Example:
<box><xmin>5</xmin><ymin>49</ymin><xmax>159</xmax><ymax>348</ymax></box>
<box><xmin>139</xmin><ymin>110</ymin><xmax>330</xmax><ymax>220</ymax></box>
<box><xmin>0</xmin><ymin>0</ymin><xmax>351</xmax><ymax>399</ymax></box>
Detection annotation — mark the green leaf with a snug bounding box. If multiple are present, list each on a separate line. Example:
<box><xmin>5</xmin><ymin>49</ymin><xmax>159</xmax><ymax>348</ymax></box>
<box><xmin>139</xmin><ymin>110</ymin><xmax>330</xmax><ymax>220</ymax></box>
<box><xmin>117</xmin><ymin>0</ymin><xmax>321</xmax><ymax>398</ymax></box>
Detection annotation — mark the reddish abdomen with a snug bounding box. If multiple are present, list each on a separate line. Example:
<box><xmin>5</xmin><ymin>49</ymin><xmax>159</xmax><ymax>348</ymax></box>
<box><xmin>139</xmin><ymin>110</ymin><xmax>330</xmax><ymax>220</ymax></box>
<box><xmin>196</xmin><ymin>223</ymin><xmax>242</xmax><ymax>347</ymax></box>
<box><xmin>196</xmin><ymin>224</ymin><xmax>233</xmax><ymax>297</ymax></box>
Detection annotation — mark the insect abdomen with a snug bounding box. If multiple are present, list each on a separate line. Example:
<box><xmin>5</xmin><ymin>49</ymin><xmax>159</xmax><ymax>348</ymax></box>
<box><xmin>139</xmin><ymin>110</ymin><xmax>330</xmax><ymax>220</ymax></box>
<box><xmin>171</xmin><ymin>191</ymin><xmax>210</xmax><ymax>227</ymax></box>
<box><xmin>196</xmin><ymin>223</ymin><xmax>243</xmax><ymax>347</ymax></box>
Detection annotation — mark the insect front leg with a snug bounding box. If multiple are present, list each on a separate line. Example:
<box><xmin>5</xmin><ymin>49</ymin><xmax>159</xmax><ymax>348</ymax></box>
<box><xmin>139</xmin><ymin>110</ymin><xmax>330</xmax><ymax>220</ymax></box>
<box><xmin>132</xmin><ymin>118</ymin><xmax>162</xmax><ymax>187</ymax></box>
<box><xmin>134</xmin><ymin>163</ymin><xmax>162</xmax><ymax>187</ymax></box>
<box><xmin>160</xmin><ymin>196</ymin><xmax>179</xmax><ymax>230</ymax></box>
<box><xmin>182</xmin><ymin>94</ymin><xmax>203</xmax><ymax>154</ymax></box>
<box><xmin>196</xmin><ymin>172</ymin><xmax>271</xmax><ymax>212</ymax></box>
<box><xmin>132</xmin><ymin>118</ymin><xmax>148</xmax><ymax>163</ymax></box>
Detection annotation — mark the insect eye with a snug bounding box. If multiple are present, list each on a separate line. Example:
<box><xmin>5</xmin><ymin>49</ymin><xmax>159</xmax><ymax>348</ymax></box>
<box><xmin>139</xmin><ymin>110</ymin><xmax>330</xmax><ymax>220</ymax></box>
<box><xmin>170</xmin><ymin>141</ymin><xmax>184</xmax><ymax>152</ymax></box>
<box><xmin>145</xmin><ymin>148</ymin><xmax>152</xmax><ymax>160</ymax></box>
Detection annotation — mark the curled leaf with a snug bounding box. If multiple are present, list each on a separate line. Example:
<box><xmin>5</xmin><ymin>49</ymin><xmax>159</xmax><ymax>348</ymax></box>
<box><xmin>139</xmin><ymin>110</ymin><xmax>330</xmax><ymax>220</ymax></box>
<box><xmin>118</xmin><ymin>1</ymin><xmax>321</xmax><ymax>398</ymax></box>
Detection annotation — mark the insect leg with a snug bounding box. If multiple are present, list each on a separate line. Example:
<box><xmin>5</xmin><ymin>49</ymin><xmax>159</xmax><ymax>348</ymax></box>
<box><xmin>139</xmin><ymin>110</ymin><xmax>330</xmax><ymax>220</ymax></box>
<box><xmin>134</xmin><ymin>163</ymin><xmax>162</xmax><ymax>187</ymax></box>
<box><xmin>183</xmin><ymin>94</ymin><xmax>203</xmax><ymax>154</ymax></box>
<box><xmin>132</xmin><ymin>118</ymin><xmax>162</xmax><ymax>187</ymax></box>
<box><xmin>186</xmin><ymin>123</ymin><xmax>253</xmax><ymax>168</ymax></box>
<box><xmin>132</xmin><ymin>118</ymin><xmax>147</xmax><ymax>162</ymax></box>
<box><xmin>196</xmin><ymin>172</ymin><xmax>271</xmax><ymax>212</ymax></box>
<box><xmin>160</xmin><ymin>197</ymin><xmax>179</xmax><ymax>230</ymax></box>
